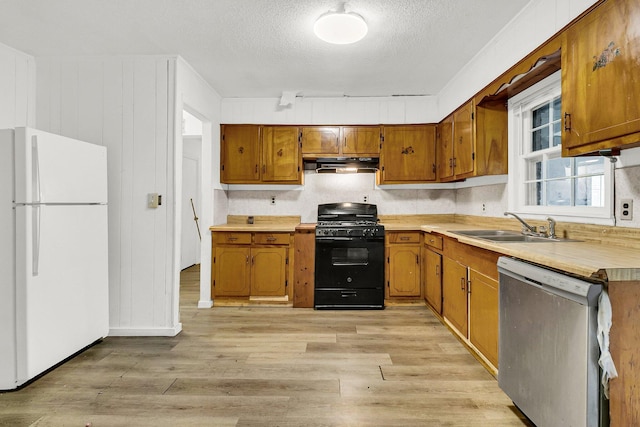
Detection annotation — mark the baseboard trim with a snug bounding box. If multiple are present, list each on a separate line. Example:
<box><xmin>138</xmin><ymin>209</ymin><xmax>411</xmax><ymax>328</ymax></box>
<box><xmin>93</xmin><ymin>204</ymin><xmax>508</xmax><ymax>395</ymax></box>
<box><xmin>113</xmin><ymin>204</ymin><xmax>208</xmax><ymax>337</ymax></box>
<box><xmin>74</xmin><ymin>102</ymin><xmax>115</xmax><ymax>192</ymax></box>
<box><xmin>109</xmin><ymin>323</ymin><xmax>183</xmax><ymax>337</ymax></box>
<box><xmin>198</xmin><ymin>299</ymin><xmax>213</xmax><ymax>308</ymax></box>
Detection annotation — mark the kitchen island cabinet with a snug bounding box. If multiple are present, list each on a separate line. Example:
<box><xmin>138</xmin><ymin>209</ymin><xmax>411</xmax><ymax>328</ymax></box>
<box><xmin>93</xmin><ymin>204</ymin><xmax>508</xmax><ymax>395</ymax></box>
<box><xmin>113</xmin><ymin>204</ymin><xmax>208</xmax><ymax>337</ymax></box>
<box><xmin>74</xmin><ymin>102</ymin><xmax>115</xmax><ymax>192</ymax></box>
<box><xmin>561</xmin><ymin>0</ymin><xmax>640</xmax><ymax>156</ymax></box>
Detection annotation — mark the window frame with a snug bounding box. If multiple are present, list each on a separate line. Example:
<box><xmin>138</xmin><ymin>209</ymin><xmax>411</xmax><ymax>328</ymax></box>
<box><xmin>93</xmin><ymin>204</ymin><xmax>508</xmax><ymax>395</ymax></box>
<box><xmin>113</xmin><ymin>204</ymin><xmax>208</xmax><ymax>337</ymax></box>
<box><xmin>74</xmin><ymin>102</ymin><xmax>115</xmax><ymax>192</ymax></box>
<box><xmin>507</xmin><ymin>71</ymin><xmax>614</xmax><ymax>224</ymax></box>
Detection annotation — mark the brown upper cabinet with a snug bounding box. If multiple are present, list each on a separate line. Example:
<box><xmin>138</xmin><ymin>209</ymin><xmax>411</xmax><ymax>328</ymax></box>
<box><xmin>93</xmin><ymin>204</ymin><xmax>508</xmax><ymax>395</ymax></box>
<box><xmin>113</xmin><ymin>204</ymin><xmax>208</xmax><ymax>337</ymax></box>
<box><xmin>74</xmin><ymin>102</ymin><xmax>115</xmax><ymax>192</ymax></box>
<box><xmin>301</xmin><ymin>126</ymin><xmax>380</xmax><ymax>158</ymax></box>
<box><xmin>438</xmin><ymin>100</ymin><xmax>507</xmax><ymax>182</ymax></box>
<box><xmin>378</xmin><ymin>124</ymin><xmax>437</xmax><ymax>184</ymax></box>
<box><xmin>561</xmin><ymin>0</ymin><xmax>640</xmax><ymax>156</ymax></box>
<box><xmin>220</xmin><ymin>125</ymin><xmax>302</xmax><ymax>184</ymax></box>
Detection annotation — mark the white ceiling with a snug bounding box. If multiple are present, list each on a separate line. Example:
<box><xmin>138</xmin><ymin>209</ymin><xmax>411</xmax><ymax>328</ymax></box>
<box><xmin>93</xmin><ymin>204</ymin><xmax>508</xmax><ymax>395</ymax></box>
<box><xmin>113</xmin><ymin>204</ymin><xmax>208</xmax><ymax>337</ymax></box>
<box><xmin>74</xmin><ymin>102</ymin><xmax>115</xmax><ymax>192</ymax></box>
<box><xmin>0</xmin><ymin>0</ymin><xmax>531</xmax><ymax>98</ymax></box>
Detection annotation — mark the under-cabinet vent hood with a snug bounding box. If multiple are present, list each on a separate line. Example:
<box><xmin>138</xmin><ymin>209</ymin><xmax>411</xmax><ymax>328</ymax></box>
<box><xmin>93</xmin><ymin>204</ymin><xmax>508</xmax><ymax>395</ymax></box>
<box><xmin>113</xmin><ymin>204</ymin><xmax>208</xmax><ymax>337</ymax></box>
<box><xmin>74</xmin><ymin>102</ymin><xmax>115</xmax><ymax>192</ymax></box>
<box><xmin>310</xmin><ymin>157</ymin><xmax>379</xmax><ymax>173</ymax></box>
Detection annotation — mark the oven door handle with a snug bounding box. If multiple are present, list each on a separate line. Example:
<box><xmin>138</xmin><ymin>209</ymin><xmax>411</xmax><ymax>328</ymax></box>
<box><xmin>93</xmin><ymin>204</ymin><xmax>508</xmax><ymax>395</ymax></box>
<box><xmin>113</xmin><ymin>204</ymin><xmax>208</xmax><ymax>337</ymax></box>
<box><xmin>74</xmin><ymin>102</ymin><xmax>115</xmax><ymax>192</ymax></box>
<box><xmin>316</xmin><ymin>237</ymin><xmax>356</xmax><ymax>241</ymax></box>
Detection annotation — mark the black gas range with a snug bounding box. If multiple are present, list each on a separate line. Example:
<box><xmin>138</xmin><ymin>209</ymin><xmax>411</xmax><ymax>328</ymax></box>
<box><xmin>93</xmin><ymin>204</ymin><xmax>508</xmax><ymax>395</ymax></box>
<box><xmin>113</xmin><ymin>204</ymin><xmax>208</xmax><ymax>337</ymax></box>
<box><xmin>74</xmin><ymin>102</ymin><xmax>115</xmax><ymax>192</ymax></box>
<box><xmin>314</xmin><ymin>203</ymin><xmax>385</xmax><ymax>309</ymax></box>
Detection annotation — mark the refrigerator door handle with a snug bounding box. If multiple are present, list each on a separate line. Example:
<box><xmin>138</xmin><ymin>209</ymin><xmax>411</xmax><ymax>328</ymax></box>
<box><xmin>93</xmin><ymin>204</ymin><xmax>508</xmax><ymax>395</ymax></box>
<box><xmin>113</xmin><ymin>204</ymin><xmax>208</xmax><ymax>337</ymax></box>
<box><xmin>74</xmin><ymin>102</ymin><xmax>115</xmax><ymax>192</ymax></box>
<box><xmin>32</xmin><ymin>205</ymin><xmax>40</xmax><ymax>276</ymax></box>
<box><xmin>32</xmin><ymin>135</ymin><xmax>41</xmax><ymax>204</ymax></box>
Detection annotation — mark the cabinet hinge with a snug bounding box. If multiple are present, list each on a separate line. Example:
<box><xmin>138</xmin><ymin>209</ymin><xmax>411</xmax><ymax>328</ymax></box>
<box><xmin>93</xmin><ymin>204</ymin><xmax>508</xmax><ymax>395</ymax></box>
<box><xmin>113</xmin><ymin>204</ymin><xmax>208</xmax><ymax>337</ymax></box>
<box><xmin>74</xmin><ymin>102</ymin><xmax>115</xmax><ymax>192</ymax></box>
<box><xmin>285</xmin><ymin>279</ymin><xmax>288</xmax><ymax>287</ymax></box>
<box><xmin>387</xmin><ymin>280</ymin><xmax>390</xmax><ymax>288</ymax></box>
<box><xmin>221</xmin><ymin>165</ymin><xmax>225</xmax><ymax>171</ymax></box>
<box><xmin>471</xmin><ymin>112</ymin><xmax>474</xmax><ymax>120</ymax></box>
<box><xmin>472</xmin><ymin>152</ymin><xmax>475</xmax><ymax>160</ymax></box>
<box><xmin>213</xmin><ymin>256</ymin><xmax>216</xmax><ymax>264</ymax></box>
<box><xmin>213</xmin><ymin>280</ymin><xmax>215</xmax><ymax>287</ymax></box>
<box><xmin>286</xmin><ymin>257</ymin><xmax>289</xmax><ymax>265</ymax></box>
<box><xmin>387</xmin><ymin>256</ymin><xmax>390</xmax><ymax>263</ymax></box>
<box><xmin>222</xmin><ymin>134</ymin><xmax>225</xmax><ymax>142</ymax></box>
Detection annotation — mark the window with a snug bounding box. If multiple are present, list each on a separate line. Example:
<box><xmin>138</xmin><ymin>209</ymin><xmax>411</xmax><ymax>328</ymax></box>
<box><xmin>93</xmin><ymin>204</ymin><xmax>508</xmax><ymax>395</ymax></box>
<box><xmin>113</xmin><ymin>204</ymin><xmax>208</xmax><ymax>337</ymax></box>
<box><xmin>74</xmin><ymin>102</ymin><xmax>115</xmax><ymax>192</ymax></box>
<box><xmin>508</xmin><ymin>71</ymin><xmax>613</xmax><ymax>222</ymax></box>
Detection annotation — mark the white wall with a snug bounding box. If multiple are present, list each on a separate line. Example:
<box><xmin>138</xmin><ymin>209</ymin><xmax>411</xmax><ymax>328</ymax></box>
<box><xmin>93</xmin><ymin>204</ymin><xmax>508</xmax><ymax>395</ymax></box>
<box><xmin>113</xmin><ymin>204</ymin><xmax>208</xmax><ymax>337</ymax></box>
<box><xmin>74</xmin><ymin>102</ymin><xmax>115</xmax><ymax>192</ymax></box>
<box><xmin>36</xmin><ymin>56</ymin><xmax>180</xmax><ymax>336</ymax></box>
<box><xmin>174</xmin><ymin>57</ymin><xmax>222</xmax><ymax>310</ymax></box>
<box><xmin>0</xmin><ymin>42</ymin><xmax>35</xmax><ymax>128</ymax></box>
<box><xmin>438</xmin><ymin>0</ymin><xmax>600</xmax><ymax>117</ymax></box>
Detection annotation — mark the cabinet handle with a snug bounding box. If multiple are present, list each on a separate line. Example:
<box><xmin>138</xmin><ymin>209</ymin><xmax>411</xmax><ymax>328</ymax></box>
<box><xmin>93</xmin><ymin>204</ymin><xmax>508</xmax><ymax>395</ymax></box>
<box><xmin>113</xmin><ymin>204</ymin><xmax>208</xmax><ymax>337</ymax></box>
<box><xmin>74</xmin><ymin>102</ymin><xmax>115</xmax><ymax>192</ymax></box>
<box><xmin>429</xmin><ymin>238</ymin><xmax>435</xmax><ymax>244</ymax></box>
<box><xmin>262</xmin><ymin>164</ymin><xmax>266</xmax><ymax>174</ymax></box>
<box><xmin>460</xmin><ymin>277</ymin><xmax>465</xmax><ymax>291</ymax></box>
<box><xmin>435</xmin><ymin>265</ymin><xmax>439</xmax><ymax>276</ymax></box>
<box><xmin>416</xmin><ymin>255</ymin><xmax>419</xmax><ymax>264</ymax></box>
<box><xmin>228</xmin><ymin>237</ymin><xmax>238</xmax><ymax>242</ymax></box>
<box><xmin>266</xmin><ymin>237</ymin><xmax>277</xmax><ymax>242</ymax></box>
<box><xmin>400</xmin><ymin>236</ymin><xmax>410</xmax><ymax>241</ymax></box>
<box><xmin>245</xmin><ymin>255</ymin><xmax>249</xmax><ymax>264</ymax></box>
<box><xmin>564</xmin><ymin>112</ymin><xmax>571</xmax><ymax>131</ymax></box>
<box><xmin>255</xmin><ymin>164</ymin><xmax>258</xmax><ymax>173</ymax></box>
<box><xmin>453</xmin><ymin>158</ymin><xmax>457</xmax><ymax>167</ymax></box>
<box><xmin>251</xmin><ymin>256</ymin><xmax>255</xmax><ymax>265</ymax></box>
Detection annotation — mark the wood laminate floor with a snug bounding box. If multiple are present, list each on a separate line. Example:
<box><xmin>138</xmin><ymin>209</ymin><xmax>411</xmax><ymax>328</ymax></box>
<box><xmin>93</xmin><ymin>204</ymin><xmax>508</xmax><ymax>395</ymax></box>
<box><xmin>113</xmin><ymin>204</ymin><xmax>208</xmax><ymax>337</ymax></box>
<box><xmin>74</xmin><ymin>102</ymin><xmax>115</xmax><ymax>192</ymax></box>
<box><xmin>0</xmin><ymin>265</ymin><xmax>531</xmax><ymax>426</ymax></box>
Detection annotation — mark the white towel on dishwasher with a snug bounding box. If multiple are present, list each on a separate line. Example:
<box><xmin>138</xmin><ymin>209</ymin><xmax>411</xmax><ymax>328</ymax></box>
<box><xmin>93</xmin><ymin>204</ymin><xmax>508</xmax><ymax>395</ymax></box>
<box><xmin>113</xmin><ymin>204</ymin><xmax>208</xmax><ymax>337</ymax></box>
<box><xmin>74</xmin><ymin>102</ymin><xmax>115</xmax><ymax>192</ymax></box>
<box><xmin>597</xmin><ymin>289</ymin><xmax>618</xmax><ymax>399</ymax></box>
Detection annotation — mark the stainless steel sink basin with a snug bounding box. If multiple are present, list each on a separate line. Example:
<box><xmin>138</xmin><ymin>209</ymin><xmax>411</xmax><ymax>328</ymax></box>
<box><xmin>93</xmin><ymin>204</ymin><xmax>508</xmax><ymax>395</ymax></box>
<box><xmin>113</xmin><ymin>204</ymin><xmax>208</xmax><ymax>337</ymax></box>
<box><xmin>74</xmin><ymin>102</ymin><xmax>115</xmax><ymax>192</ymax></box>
<box><xmin>450</xmin><ymin>229</ymin><xmax>580</xmax><ymax>243</ymax></box>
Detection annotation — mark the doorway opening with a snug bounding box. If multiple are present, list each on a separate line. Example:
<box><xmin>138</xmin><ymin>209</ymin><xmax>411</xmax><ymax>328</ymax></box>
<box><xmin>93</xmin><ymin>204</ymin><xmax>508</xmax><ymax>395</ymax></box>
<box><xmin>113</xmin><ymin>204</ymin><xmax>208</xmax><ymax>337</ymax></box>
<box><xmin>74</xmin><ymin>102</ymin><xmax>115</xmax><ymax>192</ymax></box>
<box><xmin>180</xmin><ymin>109</ymin><xmax>203</xmax><ymax>276</ymax></box>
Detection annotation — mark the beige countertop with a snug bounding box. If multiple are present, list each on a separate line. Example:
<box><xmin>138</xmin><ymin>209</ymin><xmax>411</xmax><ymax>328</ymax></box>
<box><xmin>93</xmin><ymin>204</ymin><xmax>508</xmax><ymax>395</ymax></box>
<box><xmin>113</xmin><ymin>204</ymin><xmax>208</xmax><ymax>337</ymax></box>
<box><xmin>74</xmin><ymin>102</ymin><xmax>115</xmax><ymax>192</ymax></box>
<box><xmin>211</xmin><ymin>215</ymin><xmax>640</xmax><ymax>281</ymax></box>
<box><xmin>210</xmin><ymin>223</ymin><xmax>299</xmax><ymax>232</ymax></box>
<box><xmin>383</xmin><ymin>220</ymin><xmax>640</xmax><ymax>281</ymax></box>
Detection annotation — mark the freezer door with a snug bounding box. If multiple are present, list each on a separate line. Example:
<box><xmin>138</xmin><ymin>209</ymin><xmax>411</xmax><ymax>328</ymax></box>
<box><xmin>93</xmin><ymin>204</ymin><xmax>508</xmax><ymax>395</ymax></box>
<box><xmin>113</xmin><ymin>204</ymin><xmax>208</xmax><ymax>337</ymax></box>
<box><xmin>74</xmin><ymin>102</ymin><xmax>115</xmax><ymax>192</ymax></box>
<box><xmin>15</xmin><ymin>204</ymin><xmax>108</xmax><ymax>386</ymax></box>
<box><xmin>14</xmin><ymin>127</ymin><xmax>107</xmax><ymax>204</ymax></box>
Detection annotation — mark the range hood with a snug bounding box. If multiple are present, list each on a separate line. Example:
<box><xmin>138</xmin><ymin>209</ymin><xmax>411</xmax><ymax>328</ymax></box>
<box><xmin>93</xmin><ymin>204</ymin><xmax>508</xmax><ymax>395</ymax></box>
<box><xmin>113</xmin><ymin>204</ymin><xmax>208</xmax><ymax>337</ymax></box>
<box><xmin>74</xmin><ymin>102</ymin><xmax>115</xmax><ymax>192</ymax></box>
<box><xmin>312</xmin><ymin>157</ymin><xmax>379</xmax><ymax>174</ymax></box>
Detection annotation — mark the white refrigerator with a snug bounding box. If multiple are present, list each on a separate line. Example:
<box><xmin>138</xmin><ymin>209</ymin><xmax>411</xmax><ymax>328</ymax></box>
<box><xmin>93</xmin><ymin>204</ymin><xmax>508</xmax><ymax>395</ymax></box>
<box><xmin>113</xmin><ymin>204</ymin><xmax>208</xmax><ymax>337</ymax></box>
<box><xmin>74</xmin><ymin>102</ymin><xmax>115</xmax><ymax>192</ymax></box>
<box><xmin>0</xmin><ymin>127</ymin><xmax>109</xmax><ymax>390</ymax></box>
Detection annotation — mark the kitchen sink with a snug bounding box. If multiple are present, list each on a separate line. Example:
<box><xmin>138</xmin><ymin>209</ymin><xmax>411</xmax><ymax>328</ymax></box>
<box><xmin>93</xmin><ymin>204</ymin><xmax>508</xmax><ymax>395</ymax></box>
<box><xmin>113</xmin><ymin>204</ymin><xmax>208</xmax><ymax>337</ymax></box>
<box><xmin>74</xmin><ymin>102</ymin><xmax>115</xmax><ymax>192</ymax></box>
<box><xmin>450</xmin><ymin>230</ymin><xmax>580</xmax><ymax>243</ymax></box>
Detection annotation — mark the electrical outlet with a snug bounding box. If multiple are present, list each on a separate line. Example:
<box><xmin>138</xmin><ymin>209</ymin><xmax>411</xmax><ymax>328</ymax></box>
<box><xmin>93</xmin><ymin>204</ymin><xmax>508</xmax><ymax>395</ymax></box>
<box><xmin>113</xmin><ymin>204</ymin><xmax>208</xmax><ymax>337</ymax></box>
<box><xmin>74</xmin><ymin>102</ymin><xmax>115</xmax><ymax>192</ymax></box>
<box><xmin>620</xmin><ymin>198</ymin><xmax>633</xmax><ymax>220</ymax></box>
<box><xmin>363</xmin><ymin>195</ymin><xmax>369</xmax><ymax>203</ymax></box>
<box><xmin>482</xmin><ymin>203</ymin><xmax>486</xmax><ymax>213</ymax></box>
<box><xmin>270</xmin><ymin>195</ymin><xmax>276</xmax><ymax>205</ymax></box>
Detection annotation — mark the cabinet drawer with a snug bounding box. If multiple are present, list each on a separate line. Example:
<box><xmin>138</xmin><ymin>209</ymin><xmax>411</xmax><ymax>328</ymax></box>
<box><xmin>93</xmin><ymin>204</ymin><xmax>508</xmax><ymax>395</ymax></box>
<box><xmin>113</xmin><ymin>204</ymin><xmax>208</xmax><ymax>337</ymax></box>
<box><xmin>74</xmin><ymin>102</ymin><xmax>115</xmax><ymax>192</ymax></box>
<box><xmin>387</xmin><ymin>232</ymin><xmax>421</xmax><ymax>244</ymax></box>
<box><xmin>213</xmin><ymin>232</ymin><xmax>252</xmax><ymax>245</ymax></box>
<box><xmin>424</xmin><ymin>233</ymin><xmax>443</xmax><ymax>250</ymax></box>
<box><xmin>254</xmin><ymin>233</ymin><xmax>290</xmax><ymax>245</ymax></box>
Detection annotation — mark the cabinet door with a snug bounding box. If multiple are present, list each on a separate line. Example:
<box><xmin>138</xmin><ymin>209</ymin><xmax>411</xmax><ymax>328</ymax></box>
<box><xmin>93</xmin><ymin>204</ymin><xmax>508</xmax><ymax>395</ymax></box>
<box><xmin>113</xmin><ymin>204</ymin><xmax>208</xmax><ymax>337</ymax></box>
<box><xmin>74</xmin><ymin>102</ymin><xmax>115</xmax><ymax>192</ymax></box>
<box><xmin>424</xmin><ymin>249</ymin><xmax>442</xmax><ymax>314</ymax></box>
<box><xmin>251</xmin><ymin>247</ymin><xmax>288</xmax><ymax>296</ymax></box>
<box><xmin>301</xmin><ymin>127</ymin><xmax>340</xmax><ymax>157</ymax></box>
<box><xmin>443</xmin><ymin>256</ymin><xmax>468</xmax><ymax>336</ymax></box>
<box><xmin>562</xmin><ymin>0</ymin><xmax>640</xmax><ymax>156</ymax></box>
<box><xmin>214</xmin><ymin>246</ymin><xmax>251</xmax><ymax>296</ymax></box>
<box><xmin>468</xmin><ymin>269</ymin><xmax>499</xmax><ymax>367</ymax></box>
<box><xmin>452</xmin><ymin>101</ymin><xmax>474</xmax><ymax>177</ymax></box>
<box><xmin>437</xmin><ymin>116</ymin><xmax>454</xmax><ymax>181</ymax></box>
<box><xmin>262</xmin><ymin>126</ymin><xmax>301</xmax><ymax>183</ymax></box>
<box><xmin>380</xmin><ymin>125</ymin><xmax>437</xmax><ymax>183</ymax></box>
<box><xmin>388</xmin><ymin>245</ymin><xmax>421</xmax><ymax>297</ymax></box>
<box><xmin>342</xmin><ymin>126</ymin><xmax>381</xmax><ymax>156</ymax></box>
<box><xmin>220</xmin><ymin>125</ymin><xmax>261</xmax><ymax>183</ymax></box>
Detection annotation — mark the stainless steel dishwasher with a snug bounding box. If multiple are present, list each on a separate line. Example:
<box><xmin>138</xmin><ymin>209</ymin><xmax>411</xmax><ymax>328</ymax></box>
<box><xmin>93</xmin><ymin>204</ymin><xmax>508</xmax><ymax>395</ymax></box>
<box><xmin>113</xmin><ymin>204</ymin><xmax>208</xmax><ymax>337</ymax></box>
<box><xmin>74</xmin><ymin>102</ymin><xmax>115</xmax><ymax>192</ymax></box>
<box><xmin>497</xmin><ymin>257</ymin><xmax>606</xmax><ymax>427</ymax></box>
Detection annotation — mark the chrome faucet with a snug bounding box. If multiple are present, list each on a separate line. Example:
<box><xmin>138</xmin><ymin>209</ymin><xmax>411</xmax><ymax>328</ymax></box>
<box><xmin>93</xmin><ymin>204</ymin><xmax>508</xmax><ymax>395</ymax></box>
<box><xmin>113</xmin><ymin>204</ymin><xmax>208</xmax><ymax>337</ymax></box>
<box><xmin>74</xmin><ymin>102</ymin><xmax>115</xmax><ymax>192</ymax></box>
<box><xmin>504</xmin><ymin>212</ymin><xmax>538</xmax><ymax>235</ymax></box>
<box><xmin>546</xmin><ymin>217</ymin><xmax>557</xmax><ymax>239</ymax></box>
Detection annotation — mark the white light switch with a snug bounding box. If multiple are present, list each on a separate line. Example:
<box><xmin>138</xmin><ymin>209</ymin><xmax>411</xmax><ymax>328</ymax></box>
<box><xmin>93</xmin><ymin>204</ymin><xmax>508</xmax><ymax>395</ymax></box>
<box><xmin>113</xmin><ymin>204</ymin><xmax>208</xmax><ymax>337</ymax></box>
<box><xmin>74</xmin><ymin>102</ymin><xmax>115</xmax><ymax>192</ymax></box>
<box><xmin>148</xmin><ymin>193</ymin><xmax>161</xmax><ymax>208</ymax></box>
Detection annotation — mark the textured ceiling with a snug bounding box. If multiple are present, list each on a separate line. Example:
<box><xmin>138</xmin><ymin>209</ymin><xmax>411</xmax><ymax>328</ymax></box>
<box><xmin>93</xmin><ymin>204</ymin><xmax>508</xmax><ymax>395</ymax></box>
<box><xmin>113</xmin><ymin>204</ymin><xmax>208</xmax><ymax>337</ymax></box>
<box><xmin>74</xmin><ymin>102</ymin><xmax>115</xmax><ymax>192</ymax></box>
<box><xmin>0</xmin><ymin>0</ymin><xmax>531</xmax><ymax>98</ymax></box>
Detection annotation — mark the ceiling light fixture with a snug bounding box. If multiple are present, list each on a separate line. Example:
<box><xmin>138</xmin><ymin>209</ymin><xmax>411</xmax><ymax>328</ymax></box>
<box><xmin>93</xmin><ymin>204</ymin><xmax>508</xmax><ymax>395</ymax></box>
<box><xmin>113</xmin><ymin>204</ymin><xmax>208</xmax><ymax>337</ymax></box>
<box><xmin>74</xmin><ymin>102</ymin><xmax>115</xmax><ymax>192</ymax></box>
<box><xmin>313</xmin><ymin>4</ymin><xmax>368</xmax><ymax>45</ymax></box>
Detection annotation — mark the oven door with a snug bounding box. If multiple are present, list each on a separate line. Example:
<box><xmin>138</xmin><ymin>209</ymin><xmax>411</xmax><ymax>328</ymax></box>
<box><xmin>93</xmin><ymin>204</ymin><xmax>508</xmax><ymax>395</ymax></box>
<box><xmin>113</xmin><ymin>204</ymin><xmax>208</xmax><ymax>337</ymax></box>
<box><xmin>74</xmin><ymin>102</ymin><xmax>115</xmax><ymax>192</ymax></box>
<box><xmin>315</xmin><ymin>237</ymin><xmax>384</xmax><ymax>289</ymax></box>
<box><xmin>314</xmin><ymin>236</ymin><xmax>385</xmax><ymax>309</ymax></box>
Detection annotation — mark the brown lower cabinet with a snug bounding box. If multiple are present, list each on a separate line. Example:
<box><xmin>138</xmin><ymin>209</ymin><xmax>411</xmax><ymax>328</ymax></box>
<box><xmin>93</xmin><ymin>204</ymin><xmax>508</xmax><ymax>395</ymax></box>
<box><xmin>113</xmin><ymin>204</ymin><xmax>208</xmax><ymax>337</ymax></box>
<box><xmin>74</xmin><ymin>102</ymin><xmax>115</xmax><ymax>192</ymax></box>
<box><xmin>423</xmin><ymin>233</ymin><xmax>443</xmax><ymax>314</ymax></box>
<box><xmin>386</xmin><ymin>232</ymin><xmax>422</xmax><ymax>298</ymax></box>
<box><xmin>212</xmin><ymin>231</ymin><xmax>291</xmax><ymax>298</ymax></box>
<box><xmin>435</xmin><ymin>235</ymin><xmax>500</xmax><ymax>370</ymax></box>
